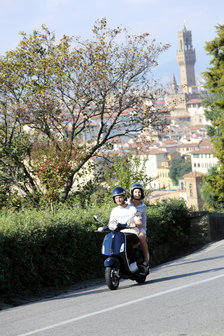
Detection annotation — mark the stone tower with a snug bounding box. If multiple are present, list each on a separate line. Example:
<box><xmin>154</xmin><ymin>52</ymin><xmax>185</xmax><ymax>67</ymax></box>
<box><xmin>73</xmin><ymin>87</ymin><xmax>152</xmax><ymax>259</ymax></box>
<box><xmin>183</xmin><ymin>171</ymin><xmax>204</xmax><ymax>210</ymax></box>
<box><xmin>176</xmin><ymin>24</ymin><xmax>196</xmax><ymax>94</ymax></box>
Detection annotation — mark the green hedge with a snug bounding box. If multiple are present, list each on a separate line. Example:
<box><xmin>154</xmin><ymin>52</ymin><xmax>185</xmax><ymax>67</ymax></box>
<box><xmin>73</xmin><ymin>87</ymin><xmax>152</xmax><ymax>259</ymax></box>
<box><xmin>147</xmin><ymin>199</ymin><xmax>190</xmax><ymax>250</ymax></box>
<box><xmin>147</xmin><ymin>199</ymin><xmax>191</xmax><ymax>265</ymax></box>
<box><xmin>0</xmin><ymin>199</ymin><xmax>190</xmax><ymax>299</ymax></box>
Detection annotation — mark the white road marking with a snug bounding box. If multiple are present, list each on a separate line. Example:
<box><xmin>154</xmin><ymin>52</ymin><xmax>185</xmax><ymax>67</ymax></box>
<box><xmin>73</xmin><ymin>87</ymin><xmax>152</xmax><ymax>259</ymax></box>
<box><xmin>17</xmin><ymin>273</ymin><xmax>224</xmax><ymax>336</ymax></box>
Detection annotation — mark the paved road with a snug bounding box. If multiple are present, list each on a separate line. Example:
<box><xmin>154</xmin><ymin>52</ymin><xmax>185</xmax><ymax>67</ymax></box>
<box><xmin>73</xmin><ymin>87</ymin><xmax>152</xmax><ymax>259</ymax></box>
<box><xmin>1</xmin><ymin>240</ymin><xmax>224</xmax><ymax>336</ymax></box>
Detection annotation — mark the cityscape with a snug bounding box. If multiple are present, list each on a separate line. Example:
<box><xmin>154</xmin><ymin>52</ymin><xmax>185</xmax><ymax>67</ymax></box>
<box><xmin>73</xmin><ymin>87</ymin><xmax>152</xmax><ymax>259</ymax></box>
<box><xmin>81</xmin><ymin>24</ymin><xmax>215</xmax><ymax>211</ymax></box>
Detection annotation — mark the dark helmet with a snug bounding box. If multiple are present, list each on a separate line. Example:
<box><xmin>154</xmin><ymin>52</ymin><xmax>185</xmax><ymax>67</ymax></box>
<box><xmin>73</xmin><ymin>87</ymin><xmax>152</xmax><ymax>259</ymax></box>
<box><xmin>130</xmin><ymin>182</ymin><xmax>144</xmax><ymax>200</ymax></box>
<box><xmin>112</xmin><ymin>186</ymin><xmax>126</xmax><ymax>203</ymax></box>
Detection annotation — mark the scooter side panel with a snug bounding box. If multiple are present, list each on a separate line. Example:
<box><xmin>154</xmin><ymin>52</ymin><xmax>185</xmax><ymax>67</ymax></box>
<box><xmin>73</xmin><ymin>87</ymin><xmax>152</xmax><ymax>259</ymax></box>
<box><xmin>102</xmin><ymin>231</ymin><xmax>126</xmax><ymax>256</ymax></box>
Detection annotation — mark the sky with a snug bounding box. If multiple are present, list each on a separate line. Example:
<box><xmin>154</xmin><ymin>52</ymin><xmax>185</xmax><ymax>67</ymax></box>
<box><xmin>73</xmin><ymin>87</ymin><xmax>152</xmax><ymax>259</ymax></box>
<box><xmin>0</xmin><ymin>0</ymin><xmax>223</xmax><ymax>85</ymax></box>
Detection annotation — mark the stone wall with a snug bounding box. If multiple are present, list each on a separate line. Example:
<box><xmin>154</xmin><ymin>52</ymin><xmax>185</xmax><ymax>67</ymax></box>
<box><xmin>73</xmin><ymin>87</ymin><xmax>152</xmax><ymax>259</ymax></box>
<box><xmin>149</xmin><ymin>211</ymin><xmax>224</xmax><ymax>268</ymax></box>
<box><xmin>189</xmin><ymin>211</ymin><xmax>224</xmax><ymax>243</ymax></box>
<box><xmin>188</xmin><ymin>211</ymin><xmax>210</xmax><ymax>245</ymax></box>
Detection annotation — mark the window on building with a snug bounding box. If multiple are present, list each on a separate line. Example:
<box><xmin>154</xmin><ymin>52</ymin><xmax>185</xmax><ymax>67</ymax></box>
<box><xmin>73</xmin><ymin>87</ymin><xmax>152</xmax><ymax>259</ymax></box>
<box><xmin>189</xmin><ymin>183</ymin><xmax>193</xmax><ymax>198</ymax></box>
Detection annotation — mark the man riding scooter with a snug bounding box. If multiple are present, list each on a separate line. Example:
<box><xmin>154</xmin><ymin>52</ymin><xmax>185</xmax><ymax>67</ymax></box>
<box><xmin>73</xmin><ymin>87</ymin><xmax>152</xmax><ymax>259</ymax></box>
<box><xmin>98</xmin><ymin>186</ymin><xmax>146</xmax><ymax>272</ymax></box>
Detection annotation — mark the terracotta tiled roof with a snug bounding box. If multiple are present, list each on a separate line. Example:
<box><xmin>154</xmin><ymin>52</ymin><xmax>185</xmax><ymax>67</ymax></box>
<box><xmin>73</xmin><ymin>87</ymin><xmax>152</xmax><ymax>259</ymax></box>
<box><xmin>191</xmin><ymin>147</ymin><xmax>214</xmax><ymax>154</ymax></box>
<box><xmin>177</xmin><ymin>143</ymin><xmax>199</xmax><ymax>148</ymax></box>
<box><xmin>161</xmin><ymin>140</ymin><xmax>178</xmax><ymax>145</ymax></box>
<box><xmin>183</xmin><ymin>171</ymin><xmax>205</xmax><ymax>178</ymax></box>
<box><xmin>199</xmin><ymin>138</ymin><xmax>212</xmax><ymax>147</ymax></box>
<box><xmin>153</xmin><ymin>100</ymin><xmax>166</xmax><ymax>107</ymax></box>
<box><xmin>186</xmin><ymin>99</ymin><xmax>202</xmax><ymax>104</ymax></box>
<box><xmin>148</xmin><ymin>149</ymin><xmax>166</xmax><ymax>155</ymax></box>
<box><xmin>108</xmin><ymin>137</ymin><xmax>126</xmax><ymax>144</ymax></box>
<box><xmin>136</xmin><ymin>149</ymin><xmax>166</xmax><ymax>155</ymax></box>
<box><xmin>189</xmin><ymin>125</ymin><xmax>207</xmax><ymax>130</ymax></box>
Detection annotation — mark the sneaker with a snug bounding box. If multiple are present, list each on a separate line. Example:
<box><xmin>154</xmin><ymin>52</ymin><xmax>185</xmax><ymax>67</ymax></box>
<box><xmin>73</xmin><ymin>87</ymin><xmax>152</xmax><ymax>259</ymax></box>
<box><xmin>142</xmin><ymin>262</ymin><xmax>150</xmax><ymax>275</ymax></box>
<box><xmin>129</xmin><ymin>262</ymin><xmax>138</xmax><ymax>272</ymax></box>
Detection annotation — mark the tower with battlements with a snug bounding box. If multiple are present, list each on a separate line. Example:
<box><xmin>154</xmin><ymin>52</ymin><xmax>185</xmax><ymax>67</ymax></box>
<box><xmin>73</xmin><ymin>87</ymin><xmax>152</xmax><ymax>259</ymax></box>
<box><xmin>176</xmin><ymin>24</ymin><xmax>197</xmax><ymax>94</ymax></box>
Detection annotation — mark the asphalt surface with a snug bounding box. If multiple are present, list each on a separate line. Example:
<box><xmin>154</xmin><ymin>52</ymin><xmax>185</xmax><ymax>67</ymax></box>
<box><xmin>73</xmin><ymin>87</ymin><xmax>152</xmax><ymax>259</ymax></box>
<box><xmin>1</xmin><ymin>240</ymin><xmax>224</xmax><ymax>336</ymax></box>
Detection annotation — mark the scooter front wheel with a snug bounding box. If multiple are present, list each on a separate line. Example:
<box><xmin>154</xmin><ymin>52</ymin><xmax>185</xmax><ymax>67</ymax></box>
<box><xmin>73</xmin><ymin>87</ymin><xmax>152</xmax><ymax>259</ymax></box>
<box><xmin>105</xmin><ymin>266</ymin><xmax>120</xmax><ymax>290</ymax></box>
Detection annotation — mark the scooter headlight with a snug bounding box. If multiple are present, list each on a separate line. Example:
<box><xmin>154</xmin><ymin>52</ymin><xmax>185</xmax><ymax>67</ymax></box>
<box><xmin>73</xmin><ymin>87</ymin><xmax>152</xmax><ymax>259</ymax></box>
<box><xmin>120</xmin><ymin>243</ymin><xmax>125</xmax><ymax>252</ymax></box>
<box><xmin>102</xmin><ymin>245</ymin><xmax>105</xmax><ymax>254</ymax></box>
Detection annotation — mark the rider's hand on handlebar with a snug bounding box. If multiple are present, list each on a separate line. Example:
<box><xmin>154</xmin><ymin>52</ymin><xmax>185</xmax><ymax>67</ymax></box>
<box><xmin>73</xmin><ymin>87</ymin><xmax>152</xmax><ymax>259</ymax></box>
<box><xmin>108</xmin><ymin>220</ymin><xmax>118</xmax><ymax>230</ymax></box>
<box><xmin>98</xmin><ymin>227</ymin><xmax>104</xmax><ymax>232</ymax></box>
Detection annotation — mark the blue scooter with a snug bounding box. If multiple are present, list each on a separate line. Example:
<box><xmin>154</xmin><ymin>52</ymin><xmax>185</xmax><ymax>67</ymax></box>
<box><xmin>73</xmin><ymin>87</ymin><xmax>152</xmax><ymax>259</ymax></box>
<box><xmin>94</xmin><ymin>215</ymin><xmax>149</xmax><ymax>290</ymax></box>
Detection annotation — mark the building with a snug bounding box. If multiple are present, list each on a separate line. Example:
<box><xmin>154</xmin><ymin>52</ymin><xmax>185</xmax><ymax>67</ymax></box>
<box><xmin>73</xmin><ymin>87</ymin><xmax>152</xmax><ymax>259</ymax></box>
<box><xmin>177</xmin><ymin>142</ymin><xmax>200</xmax><ymax>157</ymax></box>
<box><xmin>136</xmin><ymin>149</ymin><xmax>167</xmax><ymax>189</ymax></box>
<box><xmin>157</xmin><ymin>160</ymin><xmax>174</xmax><ymax>190</ymax></box>
<box><xmin>183</xmin><ymin>171</ymin><xmax>204</xmax><ymax>210</ymax></box>
<box><xmin>148</xmin><ymin>171</ymin><xmax>205</xmax><ymax>211</ymax></box>
<box><xmin>164</xmin><ymin>23</ymin><xmax>207</xmax><ymax>129</ymax></box>
<box><xmin>191</xmin><ymin>147</ymin><xmax>218</xmax><ymax>174</ymax></box>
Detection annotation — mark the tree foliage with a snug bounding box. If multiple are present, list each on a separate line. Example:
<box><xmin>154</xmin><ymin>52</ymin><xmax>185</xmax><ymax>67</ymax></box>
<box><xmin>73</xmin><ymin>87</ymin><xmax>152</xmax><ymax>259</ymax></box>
<box><xmin>203</xmin><ymin>24</ymin><xmax>224</xmax><ymax>136</ymax></box>
<box><xmin>102</xmin><ymin>153</ymin><xmax>154</xmax><ymax>198</ymax></box>
<box><xmin>202</xmin><ymin>24</ymin><xmax>224</xmax><ymax>209</ymax></box>
<box><xmin>169</xmin><ymin>156</ymin><xmax>192</xmax><ymax>185</ymax></box>
<box><xmin>201</xmin><ymin>167</ymin><xmax>224</xmax><ymax>211</ymax></box>
<box><xmin>67</xmin><ymin>152</ymin><xmax>154</xmax><ymax>208</ymax></box>
<box><xmin>204</xmin><ymin>24</ymin><xmax>224</xmax><ymax>100</ymax></box>
<box><xmin>0</xmin><ymin>19</ymin><xmax>169</xmax><ymax>205</ymax></box>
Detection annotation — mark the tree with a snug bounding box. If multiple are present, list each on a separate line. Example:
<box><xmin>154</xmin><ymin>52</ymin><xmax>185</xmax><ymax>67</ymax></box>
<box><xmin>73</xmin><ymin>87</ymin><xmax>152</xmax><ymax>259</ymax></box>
<box><xmin>201</xmin><ymin>167</ymin><xmax>224</xmax><ymax>211</ymax></box>
<box><xmin>169</xmin><ymin>156</ymin><xmax>191</xmax><ymax>185</ymax></box>
<box><xmin>102</xmin><ymin>152</ymin><xmax>154</xmax><ymax>197</ymax></box>
<box><xmin>0</xmin><ymin>19</ymin><xmax>169</xmax><ymax>205</ymax></box>
<box><xmin>203</xmin><ymin>24</ymin><xmax>224</xmax><ymax>104</ymax></box>
<box><xmin>202</xmin><ymin>117</ymin><xmax>224</xmax><ymax>207</ymax></box>
<box><xmin>201</xmin><ymin>24</ymin><xmax>224</xmax><ymax>209</ymax></box>
<box><xmin>203</xmin><ymin>24</ymin><xmax>224</xmax><ymax>136</ymax></box>
<box><xmin>68</xmin><ymin>152</ymin><xmax>154</xmax><ymax>207</ymax></box>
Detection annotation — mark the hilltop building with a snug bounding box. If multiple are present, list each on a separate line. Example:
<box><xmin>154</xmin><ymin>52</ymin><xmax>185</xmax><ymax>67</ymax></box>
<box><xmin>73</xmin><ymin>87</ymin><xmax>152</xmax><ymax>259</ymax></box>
<box><xmin>164</xmin><ymin>23</ymin><xmax>208</xmax><ymax>130</ymax></box>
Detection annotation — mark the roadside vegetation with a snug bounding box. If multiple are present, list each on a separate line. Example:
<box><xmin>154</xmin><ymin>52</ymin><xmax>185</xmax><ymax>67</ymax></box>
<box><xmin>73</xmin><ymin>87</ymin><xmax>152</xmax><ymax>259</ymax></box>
<box><xmin>0</xmin><ymin>152</ymin><xmax>191</xmax><ymax>300</ymax></box>
<box><xmin>0</xmin><ymin>198</ymin><xmax>190</xmax><ymax>300</ymax></box>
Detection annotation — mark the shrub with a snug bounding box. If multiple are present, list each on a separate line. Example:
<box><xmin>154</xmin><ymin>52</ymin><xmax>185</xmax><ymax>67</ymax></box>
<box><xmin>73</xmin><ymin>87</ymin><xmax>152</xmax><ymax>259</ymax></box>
<box><xmin>147</xmin><ymin>199</ymin><xmax>190</xmax><ymax>251</ymax></box>
<box><xmin>0</xmin><ymin>204</ymin><xmax>112</xmax><ymax>298</ymax></box>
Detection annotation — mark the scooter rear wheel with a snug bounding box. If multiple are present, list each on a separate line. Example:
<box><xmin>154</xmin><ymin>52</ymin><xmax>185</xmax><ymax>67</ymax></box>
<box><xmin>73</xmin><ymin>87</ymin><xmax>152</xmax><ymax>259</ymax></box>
<box><xmin>136</xmin><ymin>275</ymin><xmax>146</xmax><ymax>284</ymax></box>
<box><xmin>105</xmin><ymin>266</ymin><xmax>120</xmax><ymax>290</ymax></box>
